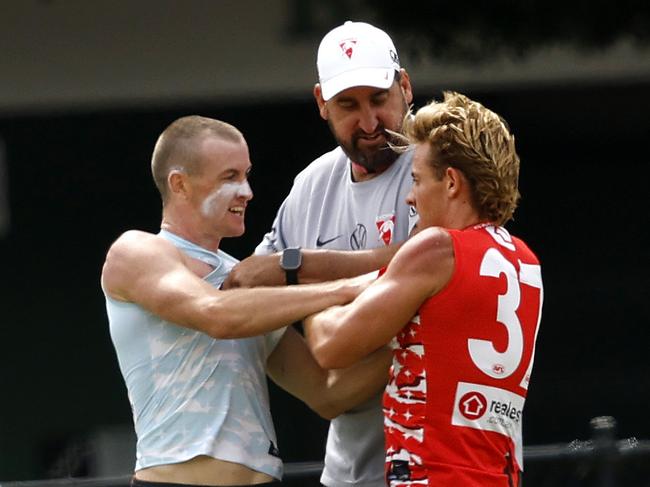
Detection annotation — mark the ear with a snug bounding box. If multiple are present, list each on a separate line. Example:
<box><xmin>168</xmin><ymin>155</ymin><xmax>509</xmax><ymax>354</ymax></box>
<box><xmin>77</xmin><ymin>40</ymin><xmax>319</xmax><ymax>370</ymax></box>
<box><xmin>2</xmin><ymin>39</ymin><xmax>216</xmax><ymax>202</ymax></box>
<box><xmin>313</xmin><ymin>84</ymin><xmax>328</xmax><ymax>120</ymax></box>
<box><xmin>398</xmin><ymin>69</ymin><xmax>413</xmax><ymax>105</ymax></box>
<box><xmin>444</xmin><ymin>167</ymin><xmax>465</xmax><ymax>198</ymax></box>
<box><xmin>167</xmin><ymin>169</ymin><xmax>190</xmax><ymax>200</ymax></box>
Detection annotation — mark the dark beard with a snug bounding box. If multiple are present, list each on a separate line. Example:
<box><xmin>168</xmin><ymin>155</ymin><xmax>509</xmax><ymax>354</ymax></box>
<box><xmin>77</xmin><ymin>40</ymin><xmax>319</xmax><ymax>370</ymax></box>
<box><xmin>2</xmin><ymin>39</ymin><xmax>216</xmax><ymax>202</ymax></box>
<box><xmin>327</xmin><ymin>94</ymin><xmax>409</xmax><ymax>173</ymax></box>
<box><xmin>330</xmin><ymin>124</ymin><xmax>401</xmax><ymax>174</ymax></box>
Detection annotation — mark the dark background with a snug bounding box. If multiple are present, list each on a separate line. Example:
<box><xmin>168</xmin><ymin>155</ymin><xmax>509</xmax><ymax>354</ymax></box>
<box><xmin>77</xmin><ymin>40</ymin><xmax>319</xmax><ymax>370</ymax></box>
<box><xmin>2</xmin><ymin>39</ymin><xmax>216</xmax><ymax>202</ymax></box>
<box><xmin>0</xmin><ymin>79</ymin><xmax>648</xmax><ymax>480</ymax></box>
<box><xmin>1</xmin><ymin>0</ymin><xmax>650</xmax><ymax>482</ymax></box>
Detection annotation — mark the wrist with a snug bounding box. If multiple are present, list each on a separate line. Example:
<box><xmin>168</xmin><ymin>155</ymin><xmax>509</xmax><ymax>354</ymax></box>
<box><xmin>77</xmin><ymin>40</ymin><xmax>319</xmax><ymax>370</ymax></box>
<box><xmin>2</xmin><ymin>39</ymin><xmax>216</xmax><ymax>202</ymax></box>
<box><xmin>280</xmin><ymin>247</ymin><xmax>302</xmax><ymax>285</ymax></box>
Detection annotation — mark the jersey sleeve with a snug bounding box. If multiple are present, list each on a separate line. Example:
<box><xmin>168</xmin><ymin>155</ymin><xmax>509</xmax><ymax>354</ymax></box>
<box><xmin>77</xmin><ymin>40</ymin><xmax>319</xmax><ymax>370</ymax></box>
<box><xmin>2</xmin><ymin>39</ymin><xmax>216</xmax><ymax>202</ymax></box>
<box><xmin>254</xmin><ymin>170</ymin><xmax>311</xmax><ymax>255</ymax></box>
<box><xmin>254</xmin><ymin>202</ymin><xmax>292</xmax><ymax>351</ymax></box>
<box><xmin>254</xmin><ymin>202</ymin><xmax>289</xmax><ymax>255</ymax></box>
<box><xmin>255</xmin><ymin>184</ymin><xmax>305</xmax><ymax>352</ymax></box>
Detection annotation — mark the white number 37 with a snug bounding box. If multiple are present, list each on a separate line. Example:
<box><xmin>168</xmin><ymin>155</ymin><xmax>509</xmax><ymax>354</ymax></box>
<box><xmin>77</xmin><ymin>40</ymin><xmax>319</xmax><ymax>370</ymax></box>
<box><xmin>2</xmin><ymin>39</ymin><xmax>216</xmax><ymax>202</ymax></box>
<box><xmin>468</xmin><ymin>242</ymin><xmax>543</xmax><ymax>390</ymax></box>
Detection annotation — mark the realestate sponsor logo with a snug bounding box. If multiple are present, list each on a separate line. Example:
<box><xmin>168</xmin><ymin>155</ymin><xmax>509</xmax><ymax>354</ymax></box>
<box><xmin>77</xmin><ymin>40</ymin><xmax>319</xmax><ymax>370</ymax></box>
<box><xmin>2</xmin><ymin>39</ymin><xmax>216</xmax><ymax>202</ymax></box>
<box><xmin>452</xmin><ymin>381</ymin><xmax>526</xmax><ymax>468</ymax></box>
<box><xmin>452</xmin><ymin>382</ymin><xmax>525</xmax><ymax>438</ymax></box>
<box><xmin>458</xmin><ymin>391</ymin><xmax>488</xmax><ymax>420</ymax></box>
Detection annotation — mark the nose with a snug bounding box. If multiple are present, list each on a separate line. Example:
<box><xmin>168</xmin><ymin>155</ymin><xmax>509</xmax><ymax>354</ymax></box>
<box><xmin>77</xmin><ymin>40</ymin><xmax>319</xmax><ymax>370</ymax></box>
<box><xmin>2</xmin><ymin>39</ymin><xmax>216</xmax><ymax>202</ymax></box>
<box><xmin>358</xmin><ymin>105</ymin><xmax>380</xmax><ymax>134</ymax></box>
<box><xmin>406</xmin><ymin>188</ymin><xmax>415</xmax><ymax>207</ymax></box>
<box><xmin>237</xmin><ymin>180</ymin><xmax>253</xmax><ymax>201</ymax></box>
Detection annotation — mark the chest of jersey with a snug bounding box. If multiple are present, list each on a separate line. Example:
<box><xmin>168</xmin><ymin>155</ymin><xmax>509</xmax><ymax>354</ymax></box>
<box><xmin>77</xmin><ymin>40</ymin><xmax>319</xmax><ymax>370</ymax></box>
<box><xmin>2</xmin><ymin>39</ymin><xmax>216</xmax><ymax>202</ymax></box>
<box><xmin>383</xmin><ymin>225</ymin><xmax>543</xmax><ymax>484</ymax></box>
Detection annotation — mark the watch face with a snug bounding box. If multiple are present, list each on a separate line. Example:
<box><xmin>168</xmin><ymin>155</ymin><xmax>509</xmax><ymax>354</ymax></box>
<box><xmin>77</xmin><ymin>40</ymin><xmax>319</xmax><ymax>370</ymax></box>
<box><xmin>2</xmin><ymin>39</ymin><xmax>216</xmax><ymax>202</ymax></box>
<box><xmin>282</xmin><ymin>248</ymin><xmax>302</xmax><ymax>270</ymax></box>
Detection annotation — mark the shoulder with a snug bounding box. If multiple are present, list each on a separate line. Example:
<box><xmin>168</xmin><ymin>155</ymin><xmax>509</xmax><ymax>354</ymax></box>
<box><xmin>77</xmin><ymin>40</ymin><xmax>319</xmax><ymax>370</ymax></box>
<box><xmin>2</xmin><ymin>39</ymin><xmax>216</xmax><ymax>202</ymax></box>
<box><xmin>390</xmin><ymin>227</ymin><xmax>454</xmax><ymax>274</ymax></box>
<box><xmin>102</xmin><ymin>230</ymin><xmax>181</xmax><ymax>296</ymax></box>
<box><xmin>382</xmin><ymin>227</ymin><xmax>455</xmax><ymax>297</ymax></box>
<box><xmin>387</xmin><ymin>148</ymin><xmax>414</xmax><ymax>179</ymax></box>
<box><xmin>293</xmin><ymin>146</ymin><xmax>347</xmax><ymax>185</ymax></box>
<box><xmin>512</xmin><ymin>235</ymin><xmax>540</xmax><ymax>264</ymax></box>
<box><xmin>106</xmin><ymin>230</ymin><xmax>176</xmax><ymax>262</ymax></box>
<box><xmin>403</xmin><ymin>227</ymin><xmax>453</xmax><ymax>256</ymax></box>
<box><xmin>395</xmin><ymin>147</ymin><xmax>414</xmax><ymax>169</ymax></box>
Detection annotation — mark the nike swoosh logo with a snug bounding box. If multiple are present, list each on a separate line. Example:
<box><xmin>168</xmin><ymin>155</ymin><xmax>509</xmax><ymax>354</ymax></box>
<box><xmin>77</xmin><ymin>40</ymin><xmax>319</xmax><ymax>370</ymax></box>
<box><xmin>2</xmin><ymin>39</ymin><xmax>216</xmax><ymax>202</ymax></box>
<box><xmin>316</xmin><ymin>234</ymin><xmax>342</xmax><ymax>247</ymax></box>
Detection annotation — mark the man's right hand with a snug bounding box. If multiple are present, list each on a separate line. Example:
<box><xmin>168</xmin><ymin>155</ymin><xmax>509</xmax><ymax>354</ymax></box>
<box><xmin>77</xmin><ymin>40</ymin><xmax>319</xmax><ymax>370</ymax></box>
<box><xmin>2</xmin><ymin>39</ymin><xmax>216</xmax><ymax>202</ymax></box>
<box><xmin>344</xmin><ymin>270</ymin><xmax>378</xmax><ymax>300</ymax></box>
<box><xmin>222</xmin><ymin>253</ymin><xmax>286</xmax><ymax>289</ymax></box>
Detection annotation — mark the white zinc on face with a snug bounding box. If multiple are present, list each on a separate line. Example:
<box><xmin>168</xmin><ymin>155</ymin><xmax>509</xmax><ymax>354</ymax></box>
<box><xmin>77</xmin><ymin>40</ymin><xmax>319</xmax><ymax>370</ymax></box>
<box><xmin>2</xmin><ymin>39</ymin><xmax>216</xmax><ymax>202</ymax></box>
<box><xmin>200</xmin><ymin>180</ymin><xmax>253</xmax><ymax>218</ymax></box>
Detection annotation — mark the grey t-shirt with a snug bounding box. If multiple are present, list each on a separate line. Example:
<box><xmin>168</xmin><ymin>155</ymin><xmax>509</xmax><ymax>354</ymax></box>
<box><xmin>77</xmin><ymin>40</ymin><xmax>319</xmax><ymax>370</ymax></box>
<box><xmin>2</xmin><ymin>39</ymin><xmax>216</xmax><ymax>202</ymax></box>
<box><xmin>256</xmin><ymin>146</ymin><xmax>416</xmax><ymax>487</ymax></box>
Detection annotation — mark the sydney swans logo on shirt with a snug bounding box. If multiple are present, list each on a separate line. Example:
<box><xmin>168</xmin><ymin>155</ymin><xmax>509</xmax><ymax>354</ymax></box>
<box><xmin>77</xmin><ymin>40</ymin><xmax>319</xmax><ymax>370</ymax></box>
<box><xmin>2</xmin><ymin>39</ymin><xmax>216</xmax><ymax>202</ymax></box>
<box><xmin>376</xmin><ymin>213</ymin><xmax>396</xmax><ymax>246</ymax></box>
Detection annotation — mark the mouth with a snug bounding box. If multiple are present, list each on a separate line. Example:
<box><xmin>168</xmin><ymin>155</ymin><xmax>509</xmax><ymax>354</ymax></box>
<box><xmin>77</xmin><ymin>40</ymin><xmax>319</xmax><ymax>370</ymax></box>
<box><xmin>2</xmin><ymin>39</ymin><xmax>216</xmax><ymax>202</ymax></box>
<box><xmin>358</xmin><ymin>132</ymin><xmax>385</xmax><ymax>142</ymax></box>
<box><xmin>355</xmin><ymin>131</ymin><xmax>388</xmax><ymax>150</ymax></box>
<box><xmin>228</xmin><ymin>206</ymin><xmax>245</xmax><ymax>216</ymax></box>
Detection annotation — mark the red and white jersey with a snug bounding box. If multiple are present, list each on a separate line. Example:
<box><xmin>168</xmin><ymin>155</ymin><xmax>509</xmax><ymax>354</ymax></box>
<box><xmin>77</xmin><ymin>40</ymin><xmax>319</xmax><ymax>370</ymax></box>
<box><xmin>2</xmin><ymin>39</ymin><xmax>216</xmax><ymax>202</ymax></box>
<box><xmin>383</xmin><ymin>224</ymin><xmax>543</xmax><ymax>487</ymax></box>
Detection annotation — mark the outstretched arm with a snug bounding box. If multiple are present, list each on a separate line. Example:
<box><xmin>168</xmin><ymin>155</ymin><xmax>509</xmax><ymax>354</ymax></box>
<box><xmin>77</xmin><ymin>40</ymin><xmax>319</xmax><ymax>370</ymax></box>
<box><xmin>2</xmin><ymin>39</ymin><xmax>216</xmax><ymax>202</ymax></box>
<box><xmin>305</xmin><ymin>228</ymin><xmax>455</xmax><ymax>369</ymax></box>
<box><xmin>101</xmin><ymin>230</ymin><xmax>370</xmax><ymax>340</ymax></box>
<box><xmin>266</xmin><ymin>326</ymin><xmax>392</xmax><ymax>420</ymax></box>
<box><xmin>223</xmin><ymin>244</ymin><xmax>402</xmax><ymax>288</ymax></box>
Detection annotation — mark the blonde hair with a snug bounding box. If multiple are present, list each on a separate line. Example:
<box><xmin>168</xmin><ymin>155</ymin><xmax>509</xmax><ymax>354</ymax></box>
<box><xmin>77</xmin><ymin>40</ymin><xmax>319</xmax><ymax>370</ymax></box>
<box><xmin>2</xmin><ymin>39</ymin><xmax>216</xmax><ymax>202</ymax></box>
<box><xmin>404</xmin><ymin>91</ymin><xmax>520</xmax><ymax>225</ymax></box>
<box><xmin>151</xmin><ymin>116</ymin><xmax>243</xmax><ymax>203</ymax></box>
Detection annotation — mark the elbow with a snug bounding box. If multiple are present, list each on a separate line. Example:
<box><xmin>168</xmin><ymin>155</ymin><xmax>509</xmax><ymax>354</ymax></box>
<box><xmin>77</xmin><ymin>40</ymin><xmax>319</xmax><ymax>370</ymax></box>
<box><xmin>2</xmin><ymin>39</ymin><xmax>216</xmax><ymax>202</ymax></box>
<box><xmin>314</xmin><ymin>403</ymin><xmax>344</xmax><ymax>420</ymax></box>
<box><xmin>312</xmin><ymin>343</ymin><xmax>336</xmax><ymax>370</ymax></box>
<box><xmin>304</xmin><ymin>381</ymin><xmax>347</xmax><ymax>420</ymax></box>
<box><xmin>201</xmin><ymin>299</ymin><xmax>249</xmax><ymax>340</ymax></box>
<box><xmin>306</xmin><ymin>396</ymin><xmax>341</xmax><ymax>420</ymax></box>
<box><xmin>206</xmin><ymin>324</ymin><xmax>240</xmax><ymax>340</ymax></box>
<box><xmin>312</xmin><ymin>342</ymin><xmax>355</xmax><ymax>371</ymax></box>
<box><xmin>308</xmin><ymin>319</ymin><xmax>356</xmax><ymax>370</ymax></box>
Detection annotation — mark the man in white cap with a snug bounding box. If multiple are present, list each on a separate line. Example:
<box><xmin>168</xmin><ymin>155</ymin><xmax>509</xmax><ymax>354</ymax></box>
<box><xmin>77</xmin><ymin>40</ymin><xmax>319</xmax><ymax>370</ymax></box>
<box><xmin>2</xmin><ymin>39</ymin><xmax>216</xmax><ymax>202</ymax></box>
<box><xmin>225</xmin><ymin>21</ymin><xmax>416</xmax><ymax>487</ymax></box>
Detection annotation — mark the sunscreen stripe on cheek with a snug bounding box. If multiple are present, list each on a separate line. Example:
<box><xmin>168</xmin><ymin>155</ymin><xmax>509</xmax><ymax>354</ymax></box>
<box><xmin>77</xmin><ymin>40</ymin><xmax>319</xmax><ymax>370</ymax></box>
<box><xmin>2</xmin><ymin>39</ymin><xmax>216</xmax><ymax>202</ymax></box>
<box><xmin>201</xmin><ymin>181</ymin><xmax>252</xmax><ymax>217</ymax></box>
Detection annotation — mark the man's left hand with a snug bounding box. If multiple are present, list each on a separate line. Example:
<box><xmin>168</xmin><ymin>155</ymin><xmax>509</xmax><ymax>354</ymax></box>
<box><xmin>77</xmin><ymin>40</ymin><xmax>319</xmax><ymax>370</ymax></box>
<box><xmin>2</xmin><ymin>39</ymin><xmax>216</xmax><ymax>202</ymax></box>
<box><xmin>222</xmin><ymin>254</ymin><xmax>286</xmax><ymax>289</ymax></box>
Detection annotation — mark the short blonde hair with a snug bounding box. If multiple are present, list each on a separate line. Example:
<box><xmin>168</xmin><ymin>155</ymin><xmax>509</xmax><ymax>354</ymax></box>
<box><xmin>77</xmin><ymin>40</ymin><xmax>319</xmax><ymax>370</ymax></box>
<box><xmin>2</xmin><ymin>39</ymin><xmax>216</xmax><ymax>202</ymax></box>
<box><xmin>151</xmin><ymin>116</ymin><xmax>243</xmax><ymax>203</ymax></box>
<box><xmin>404</xmin><ymin>92</ymin><xmax>520</xmax><ymax>225</ymax></box>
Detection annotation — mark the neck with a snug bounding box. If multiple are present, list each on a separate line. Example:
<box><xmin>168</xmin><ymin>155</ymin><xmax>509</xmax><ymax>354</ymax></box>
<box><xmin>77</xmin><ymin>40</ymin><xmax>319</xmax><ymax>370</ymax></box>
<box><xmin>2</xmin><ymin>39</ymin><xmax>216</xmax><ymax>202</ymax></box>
<box><xmin>161</xmin><ymin>208</ymin><xmax>221</xmax><ymax>252</ymax></box>
<box><xmin>350</xmin><ymin>161</ymin><xmax>391</xmax><ymax>182</ymax></box>
<box><xmin>442</xmin><ymin>199</ymin><xmax>483</xmax><ymax>230</ymax></box>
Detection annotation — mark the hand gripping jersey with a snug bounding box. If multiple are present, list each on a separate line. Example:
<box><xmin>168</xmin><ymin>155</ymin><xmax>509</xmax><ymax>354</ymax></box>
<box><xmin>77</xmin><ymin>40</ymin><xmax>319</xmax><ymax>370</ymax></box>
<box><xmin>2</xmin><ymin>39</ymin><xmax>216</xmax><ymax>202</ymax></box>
<box><xmin>384</xmin><ymin>224</ymin><xmax>543</xmax><ymax>487</ymax></box>
<box><xmin>257</xmin><ymin>146</ymin><xmax>417</xmax><ymax>487</ymax></box>
<box><xmin>105</xmin><ymin>230</ymin><xmax>284</xmax><ymax>478</ymax></box>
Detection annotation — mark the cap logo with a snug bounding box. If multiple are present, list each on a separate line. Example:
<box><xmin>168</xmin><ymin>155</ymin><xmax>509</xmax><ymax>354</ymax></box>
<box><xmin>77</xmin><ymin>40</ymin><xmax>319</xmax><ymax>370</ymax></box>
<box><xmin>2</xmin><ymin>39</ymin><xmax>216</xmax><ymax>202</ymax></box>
<box><xmin>339</xmin><ymin>38</ymin><xmax>357</xmax><ymax>59</ymax></box>
<box><xmin>390</xmin><ymin>49</ymin><xmax>399</xmax><ymax>64</ymax></box>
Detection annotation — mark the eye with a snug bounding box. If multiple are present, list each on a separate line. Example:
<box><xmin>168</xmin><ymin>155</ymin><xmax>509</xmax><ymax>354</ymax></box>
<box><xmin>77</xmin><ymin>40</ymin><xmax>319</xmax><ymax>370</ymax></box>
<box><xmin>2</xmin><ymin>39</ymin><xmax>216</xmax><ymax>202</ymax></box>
<box><xmin>222</xmin><ymin>170</ymin><xmax>240</xmax><ymax>181</ymax></box>
<box><xmin>337</xmin><ymin>99</ymin><xmax>356</xmax><ymax>110</ymax></box>
<box><xmin>371</xmin><ymin>92</ymin><xmax>389</xmax><ymax>105</ymax></box>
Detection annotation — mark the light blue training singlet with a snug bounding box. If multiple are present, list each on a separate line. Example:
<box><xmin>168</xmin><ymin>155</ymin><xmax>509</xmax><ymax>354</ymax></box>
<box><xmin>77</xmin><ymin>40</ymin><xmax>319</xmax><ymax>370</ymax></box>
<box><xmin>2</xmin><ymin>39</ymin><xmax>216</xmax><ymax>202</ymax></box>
<box><xmin>105</xmin><ymin>230</ymin><xmax>283</xmax><ymax>478</ymax></box>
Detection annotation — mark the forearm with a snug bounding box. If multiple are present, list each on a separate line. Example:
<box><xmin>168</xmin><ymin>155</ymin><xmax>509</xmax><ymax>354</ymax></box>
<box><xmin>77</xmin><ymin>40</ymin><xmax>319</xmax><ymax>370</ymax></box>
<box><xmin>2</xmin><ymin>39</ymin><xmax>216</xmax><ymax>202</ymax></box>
<box><xmin>266</xmin><ymin>327</ymin><xmax>391</xmax><ymax>420</ymax></box>
<box><xmin>298</xmin><ymin>244</ymin><xmax>401</xmax><ymax>283</ymax></box>
<box><xmin>197</xmin><ymin>279</ymin><xmax>361</xmax><ymax>339</ymax></box>
<box><xmin>318</xmin><ymin>346</ymin><xmax>392</xmax><ymax>419</ymax></box>
<box><xmin>224</xmin><ymin>243</ymin><xmax>402</xmax><ymax>289</ymax></box>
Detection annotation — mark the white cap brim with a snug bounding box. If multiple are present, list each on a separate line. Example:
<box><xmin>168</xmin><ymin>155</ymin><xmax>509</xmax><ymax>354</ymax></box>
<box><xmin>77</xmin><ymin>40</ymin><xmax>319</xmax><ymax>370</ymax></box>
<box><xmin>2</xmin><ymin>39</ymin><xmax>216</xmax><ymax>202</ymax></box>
<box><xmin>320</xmin><ymin>67</ymin><xmax>396</xmax><ymax>101</ymax></box>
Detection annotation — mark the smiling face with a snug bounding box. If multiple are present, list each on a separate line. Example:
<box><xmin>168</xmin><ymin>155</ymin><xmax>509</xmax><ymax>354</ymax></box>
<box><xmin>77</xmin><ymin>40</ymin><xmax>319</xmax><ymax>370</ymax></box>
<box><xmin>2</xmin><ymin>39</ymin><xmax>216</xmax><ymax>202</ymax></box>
<box><xmin>189</xmin><ymin>135</ymin><xmax>253</xmax><ymax>239</ymax></box>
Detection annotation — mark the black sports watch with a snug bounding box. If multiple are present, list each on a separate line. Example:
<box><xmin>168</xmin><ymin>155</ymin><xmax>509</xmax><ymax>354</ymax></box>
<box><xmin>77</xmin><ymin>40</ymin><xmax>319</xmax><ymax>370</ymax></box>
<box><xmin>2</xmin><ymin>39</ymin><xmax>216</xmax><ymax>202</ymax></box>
<box><xmin>280</xmin><ymin>247</ymin><xmax>302</xmax><ymax>285</ymax></box>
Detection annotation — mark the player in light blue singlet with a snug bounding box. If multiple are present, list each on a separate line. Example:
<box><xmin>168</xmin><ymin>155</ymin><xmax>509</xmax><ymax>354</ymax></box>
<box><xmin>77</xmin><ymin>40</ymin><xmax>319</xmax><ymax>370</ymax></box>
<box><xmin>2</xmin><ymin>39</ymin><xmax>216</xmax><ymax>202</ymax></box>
<box><xmin>102</xmin><ymin>115</ymin><xmax>392</xmax><ymax>487</ymax></box>
<box><xmin>107</xmin><ymin>229</ymin><xmax>284</xmax><ymax>477</ymax></box>
<box><xmin>224</xmin><ymin>22</ymin><xmax>418</xmax><ymax>487</ymax></box>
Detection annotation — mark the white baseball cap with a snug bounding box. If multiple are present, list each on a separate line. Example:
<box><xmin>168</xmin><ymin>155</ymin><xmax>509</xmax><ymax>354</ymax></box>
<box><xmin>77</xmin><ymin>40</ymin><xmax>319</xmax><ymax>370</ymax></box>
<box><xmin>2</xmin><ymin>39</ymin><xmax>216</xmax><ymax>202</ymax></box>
<box><xmin>317</xmin><ymin>21</ymin><xmax>400</xmax><ymax>101</ymax></box>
